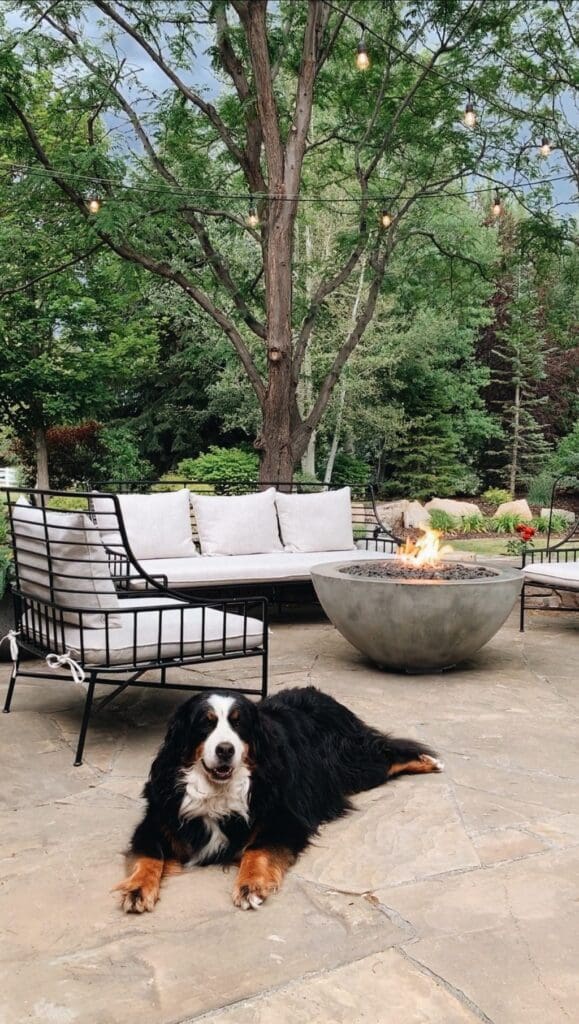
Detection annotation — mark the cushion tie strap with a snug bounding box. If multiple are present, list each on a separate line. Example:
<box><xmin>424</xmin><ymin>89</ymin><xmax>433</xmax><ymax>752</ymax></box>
<box><xmin>46</xmin><ymin>651</ymin><xmax>86</xmax><ymax>686</ymax></box>
<box><xmin>0</xmin><ymin>629</ymin><xmax>20</xmax><ymax>663</ymax></box>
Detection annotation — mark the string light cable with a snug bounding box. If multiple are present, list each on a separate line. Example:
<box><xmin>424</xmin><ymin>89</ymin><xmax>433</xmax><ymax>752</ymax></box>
<box><xmin>6</xmin><ymin>163</ymin><xmax>572</xmax><ymax>210</ymax></box>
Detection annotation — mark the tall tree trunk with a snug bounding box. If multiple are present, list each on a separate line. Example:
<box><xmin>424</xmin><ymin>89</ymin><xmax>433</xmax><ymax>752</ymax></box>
<box><xmin>509</xmin><ymin>381</ymin><xmax>520</xmax><ymax>494</ymax></box>
<box><xmin>323</xmin><ymin>256</ymin><xmax>367</xmax><ymax>484</ymax></box>
<box><xmin>35</xmin><ymin>426</ymin><xmax>50</xmax><ymax>490</ymax></box>
<box><xmin>323</xmin><ymin>383</ymin><xmax>346</xmax><ymax>484</ymax></box>
<box><xmin>257</xmin><ymin>204</ymin><xmax>295</xmax><ymax>484</ymax></box>
<box><xmin>299</xmin><ymin>224</ymin><xmax>316</xmax><ymax>477</ymax></box>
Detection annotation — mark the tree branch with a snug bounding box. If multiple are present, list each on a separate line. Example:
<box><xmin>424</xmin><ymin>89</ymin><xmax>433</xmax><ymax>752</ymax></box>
<box><xmin>0</xmin><ymin>243</ymin><xmax>104</xmax><ymax>298</ymax></box>
<box><xmin>5</xmin><ymin>93</ymin><xmax>266</xmax><ymax>406</ymax></box>
<box><xmin>403</xmin><ymin>230</ymin><xmax>489</xmax><ymax>278</ymax></box>
<box><xmin>92</xmin><ymin>0</ymin><xmax>250</xmax><ymax>175</ymax></box>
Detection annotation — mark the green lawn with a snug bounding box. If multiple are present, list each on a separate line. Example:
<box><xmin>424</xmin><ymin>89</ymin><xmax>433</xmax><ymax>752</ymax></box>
<box><xmin>450</xmin><ymin>536</ymin><xmax>569</xmax><ymax>556</ymax></box>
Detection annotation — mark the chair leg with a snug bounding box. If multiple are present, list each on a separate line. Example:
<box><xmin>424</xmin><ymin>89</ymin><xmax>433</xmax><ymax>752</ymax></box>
<box><xmin>3</xmin><ymin>658</ymin><xmax>20</xmax><ymax>713</ymax></box>
<box><xmin>74</xmin><ymin>676</ymin><xmax>96</xmax><ymax>766</ymax></box>
<box><xmin>519</xmin><ymin>587</ymin><xmax>526</xmax><ymax>632</ymax></box>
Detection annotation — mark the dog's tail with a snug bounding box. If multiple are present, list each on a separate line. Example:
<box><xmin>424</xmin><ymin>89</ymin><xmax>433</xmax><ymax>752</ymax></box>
<box><xmin>381</xmin><ymin>734</ymin><xmax>444</xmax><ymax>779</ymax></box>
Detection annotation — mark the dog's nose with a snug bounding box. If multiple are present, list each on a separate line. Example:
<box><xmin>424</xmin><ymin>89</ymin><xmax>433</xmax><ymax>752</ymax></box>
<box><xmin>216</xmin><ymin>742</ymin><xmax>234</xmax><ymax>761</ymax></box>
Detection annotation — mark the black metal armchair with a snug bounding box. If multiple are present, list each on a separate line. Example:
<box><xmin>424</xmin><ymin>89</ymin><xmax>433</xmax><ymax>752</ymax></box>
<box><xmin>519</xmin><ymin>474</ymin><xmax>579</xmax><ymax>630</ymax></box>
<box><xmin>0</xmin><ymin>488</ymin><xmax>268</xmax><ymax>765</ymax></box>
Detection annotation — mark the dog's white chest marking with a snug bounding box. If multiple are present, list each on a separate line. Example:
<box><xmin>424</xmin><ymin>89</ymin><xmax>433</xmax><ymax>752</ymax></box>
<box><xmin>179</xmin><ymin>763</ymin><xmax>251</xmax><ymax>865</ymax></box>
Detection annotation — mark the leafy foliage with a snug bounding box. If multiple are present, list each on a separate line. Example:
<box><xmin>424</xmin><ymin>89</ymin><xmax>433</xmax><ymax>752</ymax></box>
<box><xmin>177</xmin><ymin>447</ymin><xmax>260</xmax><ymax>489</ymax></box>
<box><xmin>428</xmin><ymin>510</ymin><xmax>459</xmax><ymax>532</ymax></box>
<box><xmin>481</xmin><ymin>488</ymin><xmax>512</xmax><ymax>506</ymax></box>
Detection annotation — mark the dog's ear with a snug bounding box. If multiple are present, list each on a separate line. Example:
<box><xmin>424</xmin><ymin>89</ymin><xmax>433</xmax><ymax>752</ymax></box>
<box><xmin>148</xmin><ymin>698</ymin><xmax>198</xmax><ymax>801</ymax></box>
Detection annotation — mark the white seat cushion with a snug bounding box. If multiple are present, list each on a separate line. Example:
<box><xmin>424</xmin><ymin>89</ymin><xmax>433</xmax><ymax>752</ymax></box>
<box><xmin>130</xmin><ymin>549</ymin><xmax>394</xmax><ymax>589</ymax></box>
<box><xmin>275</xmin><ymin>488</ymin><xmax>354</xmax><ymax>552</ymax></box>
<box><xmin>92</xmin><ymin>490</ymin><xmax>197</xmax><ymax>560</ymax></box>
<box><xmin>522</xmin><ymin>561</ymin><xmax>579</xmax><ymax>590</ymax></box>
<box><xmin>12</xmin><ymin>499</ymin><xmax>121</xmax><ymax>628</ymax></box>
<box><xmin>28</xmin><ymin>596</ymin><xmax>264</xmax><ymax>667</ymax></box>
<box><xmin>191</xmin><ymin>489</ymin><xmax>282</xmax><ymax>556</ymax></box>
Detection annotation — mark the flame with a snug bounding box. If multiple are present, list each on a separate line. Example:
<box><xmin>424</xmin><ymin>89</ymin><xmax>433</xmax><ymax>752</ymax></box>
<box><xmin>397</xmin><ymin>523</ymin><xmax>453</xmax><ymax>568</ymax></box>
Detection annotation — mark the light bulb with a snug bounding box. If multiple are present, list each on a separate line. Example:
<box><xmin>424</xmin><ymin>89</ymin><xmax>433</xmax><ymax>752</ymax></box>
<box><xmin>539</xmin><ymin>137</ymin><xmax>551</xmax><ymax>157</ymax></box>
<box><xmin>463</xmin><ymin>99</ymin><xmax>476</xmax><ymax>128</ymax></box>
<box><xmin>86</xmin><ymin>197</ymin><xmax>101</xmax><ymax>214</ymax></box>
<box><xmin>492</xmin><ymin>191</ymin><xmax>502</xmax><ymax>218</ymax></box>
<box><xmin>356</xmin><ymin>39</ymin><xmax>370</xmax><ymax>70</ymax></box>
<box><xmin>381</xmin><ymin>210</ymin><xmax>392</xmax><ymax>228</ymax></box>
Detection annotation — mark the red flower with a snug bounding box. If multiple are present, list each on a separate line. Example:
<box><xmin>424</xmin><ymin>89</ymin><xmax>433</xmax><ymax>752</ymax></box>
<box><xmin>515</xmin><ymin>523</ymin><xmax>535</xmax><ymax>542</ymax></box>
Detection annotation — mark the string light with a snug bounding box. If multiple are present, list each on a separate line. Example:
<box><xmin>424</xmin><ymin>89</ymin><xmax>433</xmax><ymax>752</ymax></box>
<box><xmin>356</xmin><ymin>31</ymin><xmax>370</xmax><ymax>70</ymax></box>
<box><xmin>463</xmin><ymin>92</ymin><xmax>476</xmax><ymax>128</ymax></box>
<box><xmin>246</xmin><ymin>198</ymin><xmax>259</xmax><ymax>228</ymax></box>
<box><xmin>86</xmin><ymin>196</ymin><xmax>101</xmax><ymax>214</ymax></box>
<box><xmin>539</xmin><ymin>136</ymin><xmax>551</xmax><ymax>157</ymax></box>
<box><xmin>380</xmin><ymin>209</ymin><xmax>392</xmax><ymax>228</ymax></box>
<box><xmin>492</xmin><ymin>190</ymin><xmax>502</xmax><ymax>217</ymax></box>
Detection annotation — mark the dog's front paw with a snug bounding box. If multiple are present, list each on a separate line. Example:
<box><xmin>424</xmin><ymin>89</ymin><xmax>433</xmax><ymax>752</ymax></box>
<box><xmin>115</xmin><ymin>879</ymin><xmax>160</xmax><ymax>914</ymax></box>
<box><xmin>233</xmin><ymin>877</ymin><xmax>277</xmax><ymax>911</ymax></box>
<box><xmin>114</xmin><ymin>857</ymin><xmax>163</xmax><ymax>914</ymax></box>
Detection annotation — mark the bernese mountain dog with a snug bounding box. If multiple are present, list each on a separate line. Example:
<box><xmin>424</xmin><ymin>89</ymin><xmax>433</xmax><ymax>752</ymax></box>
<box><xmin>116</xmin><ymin>687</ymin><xmax>442</xmax><ymax>913</ymax></box>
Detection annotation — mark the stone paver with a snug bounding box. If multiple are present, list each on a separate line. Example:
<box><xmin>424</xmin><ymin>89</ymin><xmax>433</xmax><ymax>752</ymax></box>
<box><xmin>0</xmin><ymin>608</ymin><xmax>577</xmax><ymax>1024</ymax></box>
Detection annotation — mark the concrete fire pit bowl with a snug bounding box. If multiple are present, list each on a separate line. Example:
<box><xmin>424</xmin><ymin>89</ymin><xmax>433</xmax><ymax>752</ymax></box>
<box><xmin>311</xmin><ymin>560</ymin><xmax>522</xmax><ymax>672</ymax></box>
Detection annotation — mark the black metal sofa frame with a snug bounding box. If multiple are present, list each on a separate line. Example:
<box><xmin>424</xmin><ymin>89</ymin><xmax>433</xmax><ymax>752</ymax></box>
<box><xmin>1</xmin><ymin>487</ymin><xmax>268</xmax><ymax>765</ymax></box>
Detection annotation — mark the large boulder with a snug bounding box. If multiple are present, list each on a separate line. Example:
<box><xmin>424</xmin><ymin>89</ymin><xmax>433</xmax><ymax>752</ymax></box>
<box><xmin>540</xmin><ymin>507</ymin><xmax>575</xmax><ymax>526</ymax></box>
<box><xmin>494</xmin><ymin>499</ymin><xmax>532</xmax><ymax>520</ymax></box>
<box><xmin>375</xmin><ymin>499</ymin><xmax>409</xmax><ymax>533</ymax></box>
<box><xmin>425</xmin><ymin>498</ymin><xmax>481</xmax><ymax>518</ymax></box>
<box><xmin>404</xmin><ymin>500</ymin><xmax>429</xmax><ymax>529</ymax></box>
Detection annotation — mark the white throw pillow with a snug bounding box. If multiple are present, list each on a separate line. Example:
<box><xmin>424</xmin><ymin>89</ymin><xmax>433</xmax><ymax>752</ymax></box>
<box><xmin>275</xmin><ymin>487</ymin><xmax>355</xmax><ymax>552</ymax></box>
<box><xmin>11</xmin><ymin>499</ymin><xmax>121</xmax><ymax>628</ymax></box>
<box><xmin>93</xmin><ymin>490</ymin><xmax>197</xmax><ymax>560</ymax></box>
<box><xmin>191</xmin><ymin>488</ymin><xmax>282</xmax><ymax>556</ymax></box>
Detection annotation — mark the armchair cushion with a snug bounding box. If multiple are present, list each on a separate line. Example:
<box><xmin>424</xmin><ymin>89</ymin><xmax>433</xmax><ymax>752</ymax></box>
<box><xmin>522</xmin><ymin>561</ymin><xmax>579</xmax><ymax>589</ymax></box>
<box><xmin>12</xmin><ymin>499</ymin><xmax>121</xmax><ymax>628</ymax></box>
<box><xmin>29</xmin><ymin>596</ymin><xmax>264</xmax><ymax>667</ymax></box>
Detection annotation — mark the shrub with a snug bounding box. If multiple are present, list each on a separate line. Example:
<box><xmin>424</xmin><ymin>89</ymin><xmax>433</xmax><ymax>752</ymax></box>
<box><xmin>177</xmin><ymin>446</ymin><xmax>259</xmax><ymax>492</ymax></box>
<box><xmin>428</xmin><ymin>509</ymin><xmax>458</xmax><ymax>532</ymax></box>
<box><xmin>0</xmin><ymin>547</ymin><xmax>11</xmax><ymax>600</ymax></box>
<box><xmin>481</xmin><ymin>488</ymin><xmax>511</xmax><ymax>507</ymax></box>
<box><xmin>45</xmin><ymin>495</ymin><xmax>89</xmax><ymax>512</ymax></box>
<box><xmin>460</xmin><ymin>513</ymin><xmax>487</xmax><ymax>534</ymax></box>
<box><xmin>493</xmin><ymin>512</ymin><xmax>525</xmax><ymax>534</ymax></box>
<box><xmin>526</xmin><ymin>472</ymin><xmax>555</xmax><ymax>508</ymax></box>
<box><xmin>532</xmin><ymin>513</ymin><xmax>573</xmax><ymax>535</ymax></box>
<box><xmin>551</xmin><ymin>423</ymin><xmax>579</xmax><ymax>479</ymax></box>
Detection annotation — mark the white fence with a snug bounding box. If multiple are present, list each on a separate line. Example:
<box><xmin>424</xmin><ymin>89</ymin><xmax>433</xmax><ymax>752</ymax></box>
<box><xmin>0</xmin><ymin>467</ymin><xmax>19</xmax><ymax>487</ymax></box>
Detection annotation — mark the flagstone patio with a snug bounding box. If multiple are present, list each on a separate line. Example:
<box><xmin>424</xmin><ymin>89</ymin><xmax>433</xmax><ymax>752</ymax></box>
<box><xmin>1</xmin><ymin>607</ymin><xmax>578</xmax><ymax>1024</ymax></box>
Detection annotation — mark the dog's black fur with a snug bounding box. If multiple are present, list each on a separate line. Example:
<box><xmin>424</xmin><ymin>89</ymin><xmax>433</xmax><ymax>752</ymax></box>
<box><xmin>119</xmin><ymin>687</ymin><xmax>440</xmax><ymax>911</ymax></box>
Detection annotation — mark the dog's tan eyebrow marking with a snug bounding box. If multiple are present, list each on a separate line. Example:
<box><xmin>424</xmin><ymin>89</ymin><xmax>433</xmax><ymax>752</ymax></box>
<box><xmin>205</xmin><ymin>710</ymin><xmax>218</xmax><ymax>722</ymax></box>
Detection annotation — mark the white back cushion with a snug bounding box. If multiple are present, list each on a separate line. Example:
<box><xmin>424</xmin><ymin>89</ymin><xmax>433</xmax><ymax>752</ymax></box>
<box><xmin>91</xmin><ymin>492</ymin><xmax>123</xmax><ymax>549</ymax></box>
<box><xmin>275</xmin><ymin>487</ymin><xmax>355</xmax><ymax>552</ymax></box>
<box><xmin>93</xmin><ymin>489</ymin><xmax>197</xmax><ymax>560</ymax></box>
<box><xmin>191</xmin><ymin>488</ymin><xmax>282</xmax><ymax>556</ymax></box>
<box><xmin>12</xmin><ymin>499</ymin><xmax>120</xmax><ymax>628</ymax></box>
